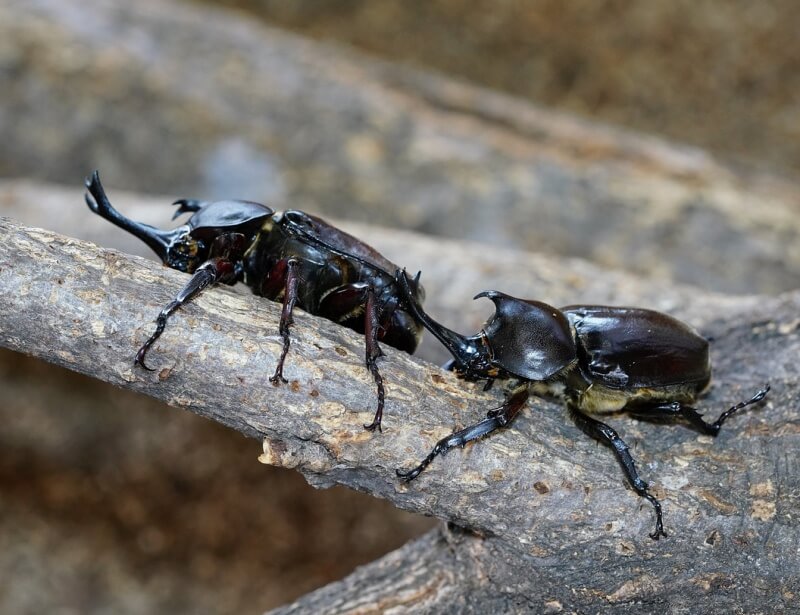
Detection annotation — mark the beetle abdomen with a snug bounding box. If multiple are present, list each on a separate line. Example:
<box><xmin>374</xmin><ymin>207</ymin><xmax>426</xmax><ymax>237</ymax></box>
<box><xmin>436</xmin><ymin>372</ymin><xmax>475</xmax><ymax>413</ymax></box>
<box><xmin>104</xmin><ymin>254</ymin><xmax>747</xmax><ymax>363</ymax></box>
<box><xmin>563</xmin><ymin>306</ymin><xmax>711</xmax><ymax>391</ymax></box>
<box><xmin>571</xmin><ymin>382</ymin><xmax>704</xmax><ymax>413</ymax></box>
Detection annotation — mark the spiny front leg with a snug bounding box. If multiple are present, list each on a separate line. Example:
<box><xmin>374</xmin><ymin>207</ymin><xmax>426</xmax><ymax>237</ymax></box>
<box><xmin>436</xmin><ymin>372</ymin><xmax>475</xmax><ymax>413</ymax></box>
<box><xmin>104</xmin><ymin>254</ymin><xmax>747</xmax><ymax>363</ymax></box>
<box><xmin>136</xmin><ymin>258</ymin><xmax>233</xmax><ymax>370</ymax></box>
<box><xmin>397</xmin><ymin>386</ymin><xmax>529</xmax><ymax>481</ymax></box>
<box><xmin>270</xmin><ymin>258</ymin><xmax>300</xmax><ymax>385</ymax></box>
<box><xmin>569</xmin><ymin>405</ymin><xmax>666</xmax><ymax>540</ymax></box>
<box><xmin>363</xmin><ymin>286</ymin><xmax>386</xmax><ymax>432</ymax></box>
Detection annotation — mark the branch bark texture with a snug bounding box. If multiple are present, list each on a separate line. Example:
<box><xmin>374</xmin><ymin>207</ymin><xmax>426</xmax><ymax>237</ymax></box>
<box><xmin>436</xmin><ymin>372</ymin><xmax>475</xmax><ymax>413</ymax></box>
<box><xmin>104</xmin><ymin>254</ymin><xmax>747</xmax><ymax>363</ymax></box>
<box><xmin>1</xmin><ymin>218</ymin><xmax>799</xmax><ymax>612</ymax></box>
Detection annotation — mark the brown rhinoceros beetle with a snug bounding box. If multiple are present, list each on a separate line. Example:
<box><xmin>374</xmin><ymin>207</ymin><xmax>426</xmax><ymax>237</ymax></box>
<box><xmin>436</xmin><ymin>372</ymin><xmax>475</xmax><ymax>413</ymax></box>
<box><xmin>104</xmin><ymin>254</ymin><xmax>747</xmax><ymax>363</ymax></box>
<box><xmin>394</xmin><ymin>271</ymin><xmax>769</xmax><ymax>539</ymax></box>
<box><xmin>84</xmin><ymin>171</ymin><xmax>424</xmax><ymax>431</ymax></box>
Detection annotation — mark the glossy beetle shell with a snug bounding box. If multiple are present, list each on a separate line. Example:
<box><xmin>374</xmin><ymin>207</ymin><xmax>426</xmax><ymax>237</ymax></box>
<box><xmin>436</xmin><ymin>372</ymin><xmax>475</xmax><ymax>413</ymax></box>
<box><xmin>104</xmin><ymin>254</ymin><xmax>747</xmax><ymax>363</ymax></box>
<box><xmin>186</xmin><ymin>200</ymin><xmax>274</xmax><ymax>241</ymax></box>
<box><xmin>563</xmin><ymin>305</ymin><xmax>711</xmax><ymax>391</ymax></box>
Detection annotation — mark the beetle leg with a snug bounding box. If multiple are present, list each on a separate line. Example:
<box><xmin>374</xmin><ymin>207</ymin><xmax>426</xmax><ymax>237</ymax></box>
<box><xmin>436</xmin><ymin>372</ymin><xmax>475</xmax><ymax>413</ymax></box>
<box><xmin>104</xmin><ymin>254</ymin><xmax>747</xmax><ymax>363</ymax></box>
<box><xmin>568</xmin><ymin>405</ymin><xmax>666</xmax><ymax>540</ymax></box>
<box><xmin>269</xmin><ymin>258</ymin><xmax>301</xmax><ymax>385</ymax></box>
<box><xmin>396</xmin><ymin>386</ymin><xmax>529</xmax><ymax>481</ymax></box>
<box><xmin>628</xmin><ymin>384</ymin><xmax>770</xmax><ymax>435</ymax></box>
<box><xmin>136</xmin><ymin>258</ymin><xmax>235</xmax><ymax>370</ymax></box>
<box><xmin>363</xmin><ymin>286</ymin><xmax>387</xmax><ymax>432</ymax></box>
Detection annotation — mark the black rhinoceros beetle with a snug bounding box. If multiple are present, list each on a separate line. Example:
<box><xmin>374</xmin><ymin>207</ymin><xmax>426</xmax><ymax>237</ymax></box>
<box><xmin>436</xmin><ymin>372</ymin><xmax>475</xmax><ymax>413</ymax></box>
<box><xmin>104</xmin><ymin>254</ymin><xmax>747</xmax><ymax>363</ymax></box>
<box><xmin>394</xmin><ymin>271</ymin><xmax>769</xmax><ymax>539</ymax></box>
<box><xmin>84</xmin><ymin>171</ymin><xmax>424</xmax><ymax>431</ymax></box>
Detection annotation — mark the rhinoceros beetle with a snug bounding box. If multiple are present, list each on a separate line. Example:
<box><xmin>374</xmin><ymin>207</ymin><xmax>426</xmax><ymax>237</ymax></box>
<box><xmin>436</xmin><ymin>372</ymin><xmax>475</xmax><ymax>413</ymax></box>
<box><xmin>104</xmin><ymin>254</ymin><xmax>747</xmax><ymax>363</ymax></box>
<box><xmin>394</xmin><ymin>271</ymin><xmax>769</xmax><ymax>539</ymax></box>
<box><xmin>84</xmin><ymin>171</ymin><xmax>424</xmax><ymax>431</ymax></box>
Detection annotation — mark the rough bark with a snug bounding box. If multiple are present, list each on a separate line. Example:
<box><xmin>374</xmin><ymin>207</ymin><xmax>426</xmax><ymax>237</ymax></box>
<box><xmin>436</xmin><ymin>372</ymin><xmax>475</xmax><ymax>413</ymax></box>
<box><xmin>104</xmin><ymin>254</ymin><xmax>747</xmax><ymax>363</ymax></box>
<box><xmin>1</xmin><ymin>218</ymin><xmax>798</xmax><ymax>613</ymax></box>
<box><xmin>4</xmin><ymin>0</ymin><xmax>800</xmax><ymax>294</ymax></box>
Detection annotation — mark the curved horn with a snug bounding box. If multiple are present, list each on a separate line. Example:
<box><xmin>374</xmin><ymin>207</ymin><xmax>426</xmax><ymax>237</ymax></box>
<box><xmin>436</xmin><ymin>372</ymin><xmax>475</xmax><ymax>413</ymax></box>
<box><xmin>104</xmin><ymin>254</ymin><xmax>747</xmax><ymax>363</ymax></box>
<box><xmin>85</xmin><ymin>171</ymin><xmax>184</xmax><ymax>262</ymax></box>
<box><xmin>395</xmin><ymin>269</ymin><xmax>482</xmax><ymax>365</ymax></box>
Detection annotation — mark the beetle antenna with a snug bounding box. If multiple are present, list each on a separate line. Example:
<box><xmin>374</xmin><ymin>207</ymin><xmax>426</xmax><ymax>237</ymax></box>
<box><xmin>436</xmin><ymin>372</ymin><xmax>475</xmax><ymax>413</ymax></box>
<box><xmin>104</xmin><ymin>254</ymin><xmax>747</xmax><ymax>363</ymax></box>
<box><xmin>85</xmin><ymin>170</ymin><xmax>184</xmax><ymax>263</ymax></box>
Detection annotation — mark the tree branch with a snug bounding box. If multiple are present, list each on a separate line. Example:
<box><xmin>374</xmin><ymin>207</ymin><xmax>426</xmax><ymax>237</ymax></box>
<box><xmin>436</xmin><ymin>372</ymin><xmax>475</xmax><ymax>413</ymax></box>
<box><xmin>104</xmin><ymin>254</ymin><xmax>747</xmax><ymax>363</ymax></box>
<box><xmin>2</xmin><ymin>217</ymin><xmax>798</xmax><ymax>612</ymax></box>
<box><xmin>270</xmin><ymin>530</ymin><xmax>468</xmax><ymax>614</ymax></box>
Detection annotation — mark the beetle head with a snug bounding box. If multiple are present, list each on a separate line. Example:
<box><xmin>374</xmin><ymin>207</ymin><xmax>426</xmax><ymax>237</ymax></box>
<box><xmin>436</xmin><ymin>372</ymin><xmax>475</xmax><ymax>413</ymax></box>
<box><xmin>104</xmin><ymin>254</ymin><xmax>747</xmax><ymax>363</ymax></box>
<box><xmin>475</xmin><ymin>291</ymin><xmax>577</xmax><ymax>381</ymax></box>
<box><xmin>167</xmin><ymin>200</ymin><xmax>274</xmax><ymax>272</ymax></box>
<box><xmin>85</xmin><ymin>171</ymin><xmax>273</xmax><ymax>273</ymax></box>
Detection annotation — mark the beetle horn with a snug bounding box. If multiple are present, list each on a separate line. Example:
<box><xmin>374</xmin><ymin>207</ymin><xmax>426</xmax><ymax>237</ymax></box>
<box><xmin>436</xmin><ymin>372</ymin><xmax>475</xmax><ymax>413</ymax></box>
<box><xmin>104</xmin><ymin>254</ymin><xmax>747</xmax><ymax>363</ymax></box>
<box><xmin>394</xmin><ymin>269</ymin><xmax>482</xmax><ymax>366</ymax></box>
<box><xmin>171</xmin><ymin>199</ymin><xmax>206</xmax><ymax>221</ymax></box>
<box><xmin>85</xmin><ymin>171</ymin><xmax>185</xmax><ymax>263</ymax></box>
<box><xmin>405</xmin><ymin>270</ymin><xmax>424</xmax><ymax>299</ymax></box>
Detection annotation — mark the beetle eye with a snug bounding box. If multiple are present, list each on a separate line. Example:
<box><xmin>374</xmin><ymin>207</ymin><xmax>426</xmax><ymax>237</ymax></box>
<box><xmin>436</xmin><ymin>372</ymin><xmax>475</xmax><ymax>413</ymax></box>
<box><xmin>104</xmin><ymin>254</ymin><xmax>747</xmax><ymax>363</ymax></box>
<box><xmin>166</xmin><ymin>233</ymin><xmax>207</xmax><ymax>272</ymax></box>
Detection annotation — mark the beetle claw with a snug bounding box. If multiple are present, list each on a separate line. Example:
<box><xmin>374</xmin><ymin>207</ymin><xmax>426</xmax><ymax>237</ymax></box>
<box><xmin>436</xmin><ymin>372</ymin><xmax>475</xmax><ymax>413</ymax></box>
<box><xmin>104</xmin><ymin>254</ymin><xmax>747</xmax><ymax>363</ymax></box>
<box><xmin>395</xmin><ymin>467</ymin><xmax>420</xmax><ymax>482</ymax></box>
<box><xmin>134</xmin><ymin>352</ymin><xmax>156</xmax><ymax>372</ymax></box>
<box><xmin>363</xmin><ymin>420</ymin><xmax>382</xmax><ymax>433</ymax></box>
<box><xmin>269</xmin><ymin>373</ymin><xmax>288</xmax><ymax>386</ymax></box>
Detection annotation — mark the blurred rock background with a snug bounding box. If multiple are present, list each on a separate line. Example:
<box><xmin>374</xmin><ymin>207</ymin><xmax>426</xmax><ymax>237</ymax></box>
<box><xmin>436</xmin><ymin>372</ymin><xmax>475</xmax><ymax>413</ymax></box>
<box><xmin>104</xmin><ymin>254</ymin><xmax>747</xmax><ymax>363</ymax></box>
<box><xmin>214</xmin><ymin>0</ymin><xmax>800</xmax><ymax>180</ymax></box>
<box><xmin>1</xmin><ymin>0</ymin><xmax>798</xmax><ymax>613</ymax></box>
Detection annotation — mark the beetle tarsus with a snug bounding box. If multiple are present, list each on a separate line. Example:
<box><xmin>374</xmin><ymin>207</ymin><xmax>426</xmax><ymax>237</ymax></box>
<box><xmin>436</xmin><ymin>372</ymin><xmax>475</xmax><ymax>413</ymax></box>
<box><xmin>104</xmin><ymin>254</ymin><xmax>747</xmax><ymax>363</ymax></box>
<box><xmin>569</xmin><ymin>405</ymin><xmax>667</xmax><ymax>540</ymax></box>
<box><xmin>630</xmin><ymin>383</ymin><xmax>771</xmax><ymax>435</ymax></box>
<box><xmin>363</xmin><ymin>364</ymin><xmax>385</xmax><ymax>431</ymax></box>
<box><xmin>363</xmin><ymin>286</ymin><xmax>386</xmax><ymax>432</ymax></box>
<box><xmin>396</xmin><ymin>439</ymin><xmax>448</xmax><ymax>481</ymax></box>
<box><xmin>135</xmin><ymin>304</ymin><xmax>178</xmax><ymax>371</ymax></box>
<box><xmin>709</xmin><ymin>383</ymin><xmax>770</xmax><ymax>432</ymax></box>
<box><xmin>270</xmin><ymin>259</ymin><xmax>300</xmax><ymax>386</ymax></box>
<box><xmin>135</xmin><ymin>263</ymin><xmax>222</xmax><ymax>372</ymax></box>
<box><xmin>396</xmin><ymin>387</ymin><xmax>529</xmax><ymax>480</ymax></box>
<box><xmin>269</xmin><ymin>320</ymin><xmax>292</xmax><ymax>385</ymax></box>
<box><xmin>644</xmin><ymin>491</ymin><xmax>667</xmax><ymax>540</ymax></box>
